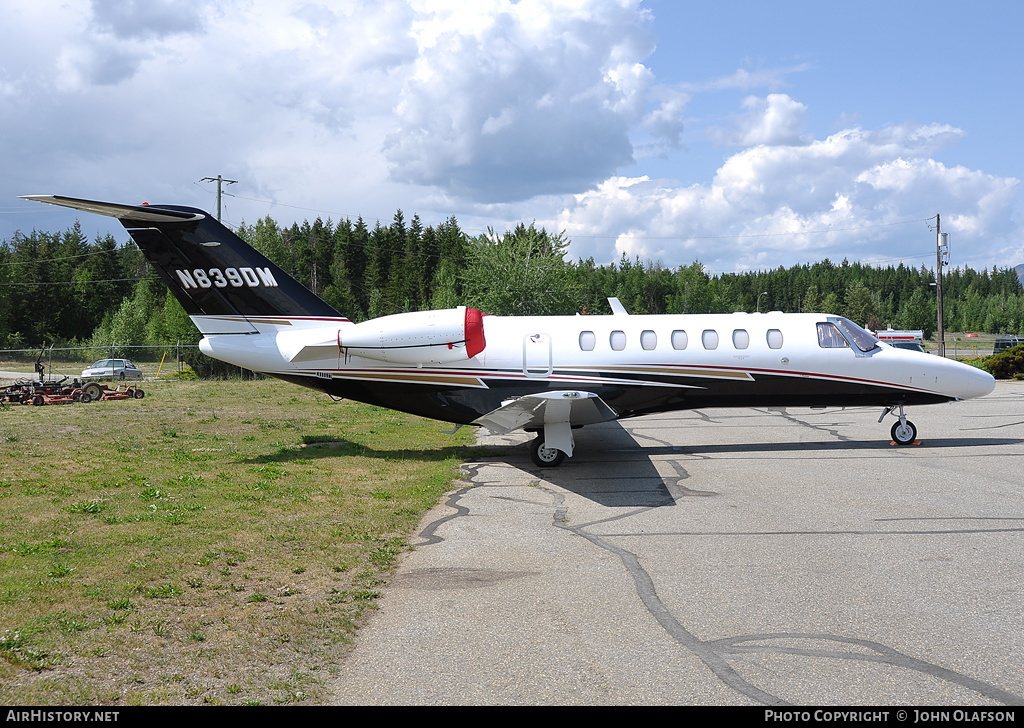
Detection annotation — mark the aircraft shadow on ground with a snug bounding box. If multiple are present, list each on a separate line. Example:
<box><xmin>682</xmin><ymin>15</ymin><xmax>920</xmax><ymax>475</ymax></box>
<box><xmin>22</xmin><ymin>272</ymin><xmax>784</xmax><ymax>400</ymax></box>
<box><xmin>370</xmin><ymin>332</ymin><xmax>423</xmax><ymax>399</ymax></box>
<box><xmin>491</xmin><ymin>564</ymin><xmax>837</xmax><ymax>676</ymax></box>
<box><xmin>476</xmin><ymin>422</ymin><xmax>1024</xmax><ymax>508</ymax></box>
<box><xmin>240</xmin><ymin>436</ymin><xmax>473</xmax><ymax>465</ymax></box>
<box><xmin>627</xmin><ymin>436</ymin><xmax>1024</xmax><ymax>456</ymax></box>
<box><xmin>238</xmin><ymin>428</ymin><xmax>1024</xmax><ymax>507</ymax></box>
<box><xmin>486</xmin><ymin>422</ymin><xmax>682</xmax><ymax>508</ymax></box>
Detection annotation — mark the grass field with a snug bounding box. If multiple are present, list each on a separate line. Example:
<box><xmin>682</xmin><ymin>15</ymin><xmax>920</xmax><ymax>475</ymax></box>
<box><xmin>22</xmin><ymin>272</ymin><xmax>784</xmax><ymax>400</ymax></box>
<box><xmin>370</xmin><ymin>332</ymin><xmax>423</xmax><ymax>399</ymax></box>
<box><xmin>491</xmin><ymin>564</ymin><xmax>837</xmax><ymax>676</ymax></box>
<box><xmin>0</xmin><ymin>379</ymin><xmax>476</xmax><ymax>705</ymax></box>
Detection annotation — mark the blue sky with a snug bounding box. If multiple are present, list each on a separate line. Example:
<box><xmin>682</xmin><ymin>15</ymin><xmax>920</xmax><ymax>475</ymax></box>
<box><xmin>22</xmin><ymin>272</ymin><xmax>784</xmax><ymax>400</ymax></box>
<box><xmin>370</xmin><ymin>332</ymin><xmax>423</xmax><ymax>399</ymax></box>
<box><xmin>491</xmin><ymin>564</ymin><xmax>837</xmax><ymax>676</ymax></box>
<box><xmin>1</xmin><ymin>0</ymin><xmax>1021</xmax><ymax>277</ymax></box>
<box><xmin>645</xmin><ymin>1</ymin><xmax>1023</xmax><ymax>176</ymax></box>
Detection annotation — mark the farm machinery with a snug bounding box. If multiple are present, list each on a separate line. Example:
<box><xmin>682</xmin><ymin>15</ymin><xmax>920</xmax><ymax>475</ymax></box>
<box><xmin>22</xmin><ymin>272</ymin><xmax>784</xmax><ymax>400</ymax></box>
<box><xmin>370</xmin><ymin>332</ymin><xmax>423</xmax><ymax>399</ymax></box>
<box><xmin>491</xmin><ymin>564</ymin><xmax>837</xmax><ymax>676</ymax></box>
<box><xmin>1</xmin><ymin>351</ymin><xmax>144</xmax><ymax>406</ymax></box>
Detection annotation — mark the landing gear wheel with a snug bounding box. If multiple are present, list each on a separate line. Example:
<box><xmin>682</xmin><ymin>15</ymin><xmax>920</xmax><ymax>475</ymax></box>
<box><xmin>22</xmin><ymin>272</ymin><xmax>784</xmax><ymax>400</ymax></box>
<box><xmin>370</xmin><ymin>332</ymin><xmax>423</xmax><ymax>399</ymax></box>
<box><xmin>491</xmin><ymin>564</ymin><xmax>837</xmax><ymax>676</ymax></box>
<box><xmin>891</xmin><ymin>420</ymin><xmax>917</xmax><ymax>445</ymax></box>
<box><xmin>531</xmin><ymin>437</ymin><xmax>566</xmax><ymax>468</ymax></box>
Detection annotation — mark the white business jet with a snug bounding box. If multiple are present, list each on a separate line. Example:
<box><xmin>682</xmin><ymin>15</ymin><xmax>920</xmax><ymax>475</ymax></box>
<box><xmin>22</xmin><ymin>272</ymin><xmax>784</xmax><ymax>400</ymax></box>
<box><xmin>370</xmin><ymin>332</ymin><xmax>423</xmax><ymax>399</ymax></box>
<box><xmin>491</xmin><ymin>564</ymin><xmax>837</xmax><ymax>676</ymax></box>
<box><xmin>22</xmin><ymin>195</ymin><xmax>995</xmax><ymax>467</ymax></box>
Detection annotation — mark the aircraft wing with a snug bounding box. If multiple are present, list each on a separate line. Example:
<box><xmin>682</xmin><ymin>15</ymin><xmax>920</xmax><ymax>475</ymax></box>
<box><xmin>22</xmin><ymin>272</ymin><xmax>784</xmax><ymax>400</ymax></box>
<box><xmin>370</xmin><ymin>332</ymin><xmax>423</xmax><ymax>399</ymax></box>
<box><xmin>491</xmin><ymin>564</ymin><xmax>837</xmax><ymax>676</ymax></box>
<box><xmin>473</xmin><ymin>390</ymin><xmax>618</xmax><ymax>457</ymax></box>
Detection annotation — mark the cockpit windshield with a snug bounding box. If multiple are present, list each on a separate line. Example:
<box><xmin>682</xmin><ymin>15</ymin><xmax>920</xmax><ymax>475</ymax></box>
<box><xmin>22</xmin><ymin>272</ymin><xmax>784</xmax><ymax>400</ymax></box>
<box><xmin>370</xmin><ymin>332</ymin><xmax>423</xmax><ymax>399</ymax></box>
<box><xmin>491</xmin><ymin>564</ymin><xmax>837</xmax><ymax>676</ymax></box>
<box><xmin>832</xmin><ymin>317</ymin><xmax>880</xmax><ymax>353</ymax></box>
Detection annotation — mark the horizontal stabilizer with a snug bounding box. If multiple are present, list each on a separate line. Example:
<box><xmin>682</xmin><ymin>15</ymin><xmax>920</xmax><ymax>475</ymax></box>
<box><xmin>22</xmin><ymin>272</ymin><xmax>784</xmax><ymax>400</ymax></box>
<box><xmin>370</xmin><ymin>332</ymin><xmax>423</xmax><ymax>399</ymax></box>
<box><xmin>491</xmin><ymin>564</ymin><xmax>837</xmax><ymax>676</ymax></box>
<box><xmin>21</xmin><ymin>195</ymin><xmax>204</xmax><ymax>223</ymax></box>
<box><xmin>21</xmin><ymin>194</ymin><xmax>342</xmax><ymax>320</ymax></box>
<box><xmin>473</xmin><ymin>390</ymin><xmax>618</xmax><ymax>435</ymax></box>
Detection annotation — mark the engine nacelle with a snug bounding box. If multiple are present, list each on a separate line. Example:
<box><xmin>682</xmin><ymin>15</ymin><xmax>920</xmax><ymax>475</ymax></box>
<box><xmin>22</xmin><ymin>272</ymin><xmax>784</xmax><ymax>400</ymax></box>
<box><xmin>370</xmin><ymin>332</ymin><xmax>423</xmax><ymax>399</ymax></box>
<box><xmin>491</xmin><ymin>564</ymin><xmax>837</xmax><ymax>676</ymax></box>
<box><xmin>342</xmin><ymin>307</ymin><xmax>485</xmax><ymax>364</ymax></box>
<box><xmin>285</xmin><ymin>307</ymin><xmax>486</xmax><ymax>366</ymax></box>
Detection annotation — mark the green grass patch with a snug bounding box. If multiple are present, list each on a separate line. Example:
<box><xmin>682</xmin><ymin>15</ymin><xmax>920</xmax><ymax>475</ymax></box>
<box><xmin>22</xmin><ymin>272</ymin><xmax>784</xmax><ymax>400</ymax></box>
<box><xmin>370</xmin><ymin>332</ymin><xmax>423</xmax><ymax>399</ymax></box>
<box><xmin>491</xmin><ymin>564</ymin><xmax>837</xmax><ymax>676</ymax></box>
<box><xmin>0</xmin><ymin>379</ymin><xmax>474</xmax><ymax>704</ymax></box>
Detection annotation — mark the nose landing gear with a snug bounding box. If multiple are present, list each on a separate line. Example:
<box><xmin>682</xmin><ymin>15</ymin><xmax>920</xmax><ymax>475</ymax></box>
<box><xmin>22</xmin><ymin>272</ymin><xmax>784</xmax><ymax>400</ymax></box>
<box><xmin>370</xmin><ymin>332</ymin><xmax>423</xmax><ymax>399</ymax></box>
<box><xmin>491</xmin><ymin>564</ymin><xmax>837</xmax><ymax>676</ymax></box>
<box><xmin>879</xmin><ymin>404</ymin><xmax>917</xmax><ymax>446</ymax></box>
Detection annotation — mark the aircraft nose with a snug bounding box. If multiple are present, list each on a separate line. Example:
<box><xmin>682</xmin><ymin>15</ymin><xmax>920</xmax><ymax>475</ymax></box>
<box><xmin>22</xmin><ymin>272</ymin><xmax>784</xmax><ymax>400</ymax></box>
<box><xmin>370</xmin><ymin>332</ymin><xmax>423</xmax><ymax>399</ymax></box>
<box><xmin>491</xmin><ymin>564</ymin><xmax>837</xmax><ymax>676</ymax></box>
<box><xmin>958</xmin><ymin>363</ymin><xmax>996</xmax><ymax>400</ymax></box>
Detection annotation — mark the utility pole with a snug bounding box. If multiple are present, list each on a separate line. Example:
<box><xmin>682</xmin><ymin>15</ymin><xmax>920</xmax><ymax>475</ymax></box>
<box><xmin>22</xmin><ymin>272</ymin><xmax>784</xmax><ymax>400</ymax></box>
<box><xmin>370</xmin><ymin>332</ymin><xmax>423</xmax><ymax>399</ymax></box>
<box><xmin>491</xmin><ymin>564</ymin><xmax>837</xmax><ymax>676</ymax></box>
<box><xmin>934</xmin><ymin>214</ymin><xmax>949</xmax><ymax>358</ymax></box>
<box><xmin>200</xmin><ymin>175</ymin><xmax>237</xmax><ymax>221</ymax></box>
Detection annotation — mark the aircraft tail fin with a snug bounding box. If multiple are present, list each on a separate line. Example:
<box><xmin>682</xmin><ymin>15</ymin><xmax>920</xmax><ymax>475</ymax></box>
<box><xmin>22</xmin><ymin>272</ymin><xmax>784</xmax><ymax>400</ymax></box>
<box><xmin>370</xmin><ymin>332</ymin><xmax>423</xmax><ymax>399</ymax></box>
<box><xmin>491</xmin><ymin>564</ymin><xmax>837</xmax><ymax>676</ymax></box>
<box><xmin>21</xmin><ymin>196</ymin><xmax>343</xmax><ymax>327</ymax></box>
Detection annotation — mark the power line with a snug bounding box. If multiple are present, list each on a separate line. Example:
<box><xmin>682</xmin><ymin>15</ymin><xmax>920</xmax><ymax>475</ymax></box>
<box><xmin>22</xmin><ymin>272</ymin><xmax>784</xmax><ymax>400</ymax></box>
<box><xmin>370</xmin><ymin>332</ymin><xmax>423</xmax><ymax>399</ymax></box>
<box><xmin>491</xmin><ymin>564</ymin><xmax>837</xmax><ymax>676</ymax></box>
<box><xmin>200</xmin><ymin>175</ymin><xmax>237</xmax><ymax>222</ymax></box>
<box><xmin>0</xmin><ymin>276</ymin><xmax>152</xmax><ymax>287</ymax></box>
<box><xmin>227</xmin><ymin>189</ymin><xmax>932</xmax><ymax>244</ymax></box>
<box><xmin>217</xmin><ymin>188</ymin><xmax>936</xmax><ymax>255</ymax></box>
<box><xmin>0</xmin><ymin>248</ymin><xmax>124</xmax><ymax>267</ymax></box>
<box><xmin>566</xmin><ymin>217</ymin><xmax>931</xmax><ymax>240</ymax></box>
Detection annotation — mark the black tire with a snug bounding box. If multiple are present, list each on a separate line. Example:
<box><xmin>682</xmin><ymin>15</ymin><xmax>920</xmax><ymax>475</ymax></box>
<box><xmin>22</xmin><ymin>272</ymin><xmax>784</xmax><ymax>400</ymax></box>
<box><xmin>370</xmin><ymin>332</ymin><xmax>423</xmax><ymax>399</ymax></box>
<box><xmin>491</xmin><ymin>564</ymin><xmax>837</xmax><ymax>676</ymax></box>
<box><xmin>84</xmin><ymin>382</ymin><xmax>103</xmax><ymax>402</ymax></box>
<box><xmin>530</xmin><ymin>437</ymin><xmax>566</xmax><ymax>468</ymax></box>
<box><xmin>134</xmin><ymin>388</ymin><xmax>145</xmax><ymax>399</ymax></box>
<box><xmin>891</xmin><ymin>420</ymin><xmax>917</xmax><ymax>445</ymax></box>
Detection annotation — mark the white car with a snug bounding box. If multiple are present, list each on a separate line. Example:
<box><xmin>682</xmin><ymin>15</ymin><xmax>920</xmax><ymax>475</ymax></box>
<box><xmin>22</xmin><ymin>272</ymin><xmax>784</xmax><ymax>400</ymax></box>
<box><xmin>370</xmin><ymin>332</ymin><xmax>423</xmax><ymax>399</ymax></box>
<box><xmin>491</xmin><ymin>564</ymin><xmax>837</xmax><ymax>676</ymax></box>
<box><xmin>82</xmin><ymin>359</ymin><xmax>142</xmax><ymax>381</ymax></box>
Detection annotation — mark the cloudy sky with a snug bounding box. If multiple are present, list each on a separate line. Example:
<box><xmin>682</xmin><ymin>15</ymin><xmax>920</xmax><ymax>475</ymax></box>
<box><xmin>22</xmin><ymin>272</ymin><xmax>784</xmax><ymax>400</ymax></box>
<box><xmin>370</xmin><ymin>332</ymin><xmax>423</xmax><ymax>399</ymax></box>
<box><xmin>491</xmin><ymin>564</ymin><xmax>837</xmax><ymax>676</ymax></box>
<box><xmin>1</xmin><ymin>0</ymin><xmax>1021</xmax><ymax>276</ymax></box>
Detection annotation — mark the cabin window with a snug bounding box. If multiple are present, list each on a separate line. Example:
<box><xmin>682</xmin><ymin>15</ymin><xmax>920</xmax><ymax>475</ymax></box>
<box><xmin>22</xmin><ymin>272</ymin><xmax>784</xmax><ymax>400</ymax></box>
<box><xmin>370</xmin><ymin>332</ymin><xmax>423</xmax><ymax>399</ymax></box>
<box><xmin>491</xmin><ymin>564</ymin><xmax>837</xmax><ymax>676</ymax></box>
<box><xmin>732</xmin><ymin>329</ymin><xmax>749</xmax><ymax>349</ymax></box>
<box><xmin>579</xmin><ymin>331</ymin><xmax>596</xmax><ymax>351</ymax></box>
<box><xmin>702</xmin><ymin>330</ymin><xmax>719</xmax><ymax>350</ymax></box>
<box><xmin>817</xmin><ymin>322</ymin><xmax>850</xmax><ymax>348</ymax></box>
<box><xmin>641</xmin><ymin>330</ymin><xmax>657</xmax><ymax>351</ymax></box>
<box><xmin>671</xmin><ymin>330</ymin><xmax>688</xmax><ymax>350</ymax></box>
<box><xmin>767</xmin><ymin>329</ymin><xmax>784</xmax><ymax>349</ymax></box>
<box><xmin>610</xmin><ymin>330</ymin><xmax>626</xmax><ymax>351</ymax></box>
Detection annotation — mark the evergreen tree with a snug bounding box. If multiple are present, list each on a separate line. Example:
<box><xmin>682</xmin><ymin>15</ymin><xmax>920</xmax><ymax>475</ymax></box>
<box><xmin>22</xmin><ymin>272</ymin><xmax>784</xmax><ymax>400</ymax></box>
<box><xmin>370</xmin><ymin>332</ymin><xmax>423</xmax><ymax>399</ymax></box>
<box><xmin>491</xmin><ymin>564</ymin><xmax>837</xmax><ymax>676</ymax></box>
<box><xmin>898</xmin><ymin>288</ymin><xmax>936</xmax><ymax>337</ymax></box>
<box><xmin>668</xmin><ymin>261</ymin><xmax>712</xmax><ymax>314</ymax></box>
<box><xmin>462</xmin><ymin>223</ymin><xmax>579</xmax><ymax>316</ymax></box>
<box><xmin>239</xmin><ymin>216</ymin><xmax>288</xmax><ymax>270</ymax></box>
<box><xmin>802</xmin><ymin>283</ymin><xmax>822</xmax><ymax>313</ymax></box>
<box><xmin>843</xmin><ymin>280</ymin><xmax>877</xmax><ymax>327</ymax></box>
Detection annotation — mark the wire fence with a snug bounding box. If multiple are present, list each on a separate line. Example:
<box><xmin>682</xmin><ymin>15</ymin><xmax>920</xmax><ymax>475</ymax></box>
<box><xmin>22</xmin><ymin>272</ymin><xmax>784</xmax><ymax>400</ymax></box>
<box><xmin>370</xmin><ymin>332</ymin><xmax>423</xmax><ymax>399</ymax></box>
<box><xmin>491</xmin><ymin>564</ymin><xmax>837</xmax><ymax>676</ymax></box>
<box><xmin>0</xmin><ymin>344</ymin><xmax>261</xmax><ymax>381</ymax></box>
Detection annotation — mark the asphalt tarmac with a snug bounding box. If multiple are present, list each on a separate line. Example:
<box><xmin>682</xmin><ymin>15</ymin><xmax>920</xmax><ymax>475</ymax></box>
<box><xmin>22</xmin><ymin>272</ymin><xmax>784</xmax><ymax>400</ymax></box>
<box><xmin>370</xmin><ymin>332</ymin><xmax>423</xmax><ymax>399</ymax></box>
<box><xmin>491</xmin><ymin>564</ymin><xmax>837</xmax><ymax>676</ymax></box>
<box><xmin>330</xmin><ymin>381</ymin><xmax>1024</xmax><ymax>706</ymax></box>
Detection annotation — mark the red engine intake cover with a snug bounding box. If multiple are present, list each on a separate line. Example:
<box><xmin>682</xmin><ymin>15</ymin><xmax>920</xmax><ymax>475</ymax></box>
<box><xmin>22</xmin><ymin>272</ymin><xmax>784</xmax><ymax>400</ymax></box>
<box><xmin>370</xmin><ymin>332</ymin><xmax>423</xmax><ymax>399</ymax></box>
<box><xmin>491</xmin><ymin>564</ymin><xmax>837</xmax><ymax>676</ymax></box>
<box><xmin>465</xmin><ymin>307</ymin><xmax>486</xmax><ymax>358</ymax></box>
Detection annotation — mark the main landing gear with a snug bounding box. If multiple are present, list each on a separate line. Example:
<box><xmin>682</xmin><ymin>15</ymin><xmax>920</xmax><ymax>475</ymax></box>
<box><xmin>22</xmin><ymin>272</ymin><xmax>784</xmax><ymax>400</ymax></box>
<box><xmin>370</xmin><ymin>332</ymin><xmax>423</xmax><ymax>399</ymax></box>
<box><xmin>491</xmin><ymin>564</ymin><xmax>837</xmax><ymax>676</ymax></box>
<box><xmin>879</xmin><ymin>404</ymin><xmax>917</xmax><ymax>446</ymax></box>
<box><xmin>530</xmin><ymin>436</ymin><xmax>566</xmax><ymax>468</ymax></box>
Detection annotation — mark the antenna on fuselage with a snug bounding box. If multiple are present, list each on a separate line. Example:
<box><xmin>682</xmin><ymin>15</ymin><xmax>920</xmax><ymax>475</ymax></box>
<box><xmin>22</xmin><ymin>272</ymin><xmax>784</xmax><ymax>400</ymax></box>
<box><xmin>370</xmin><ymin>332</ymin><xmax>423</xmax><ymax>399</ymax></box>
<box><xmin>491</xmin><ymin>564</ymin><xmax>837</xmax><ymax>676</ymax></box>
<box><xmin>608</xmin><ymin>297</ymin><xmax>629</xmax><ymax>315</ymax></box>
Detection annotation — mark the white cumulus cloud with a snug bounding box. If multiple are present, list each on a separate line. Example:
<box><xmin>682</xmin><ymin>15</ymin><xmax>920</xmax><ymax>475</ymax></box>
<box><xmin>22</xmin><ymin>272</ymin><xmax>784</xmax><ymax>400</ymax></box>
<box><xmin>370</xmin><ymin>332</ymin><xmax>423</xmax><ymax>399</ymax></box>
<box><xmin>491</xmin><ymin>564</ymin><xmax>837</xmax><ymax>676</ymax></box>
<box><xmin>382</xmin><ymin>0</ymin><xmax>656</xmax><ymax>202</ymax></box>
<box><xmin>553</xmin><ymin>119</ymin><xmax>1021</xmax><ymax>272</ymax></box>
<box><xmin>707</xmin><ymin>93</ymin><xmax>809</xmax><ymax>147</ymax></box>
<box><xmin>1</xmin><ymin>0</ymin><xmax>1020</xmax><ymax>277</ymax></box>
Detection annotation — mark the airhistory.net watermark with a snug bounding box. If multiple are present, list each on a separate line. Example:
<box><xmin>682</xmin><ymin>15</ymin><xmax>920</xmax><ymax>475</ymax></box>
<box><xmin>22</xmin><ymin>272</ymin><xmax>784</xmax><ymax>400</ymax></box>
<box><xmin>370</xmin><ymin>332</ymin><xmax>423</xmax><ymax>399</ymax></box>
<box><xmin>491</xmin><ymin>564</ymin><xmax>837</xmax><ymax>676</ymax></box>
<box><xmin>5</xmin><ymin>711</ymin><xmax>118</xmax><ymax>723</ymax></box>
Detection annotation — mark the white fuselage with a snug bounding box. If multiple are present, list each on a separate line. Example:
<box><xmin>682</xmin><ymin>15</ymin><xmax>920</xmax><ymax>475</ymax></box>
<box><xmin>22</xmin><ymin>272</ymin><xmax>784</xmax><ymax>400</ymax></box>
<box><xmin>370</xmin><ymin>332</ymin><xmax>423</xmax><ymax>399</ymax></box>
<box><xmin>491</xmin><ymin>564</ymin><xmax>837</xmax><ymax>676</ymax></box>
<box><xmin>22</xmin><ymin>194</ymin><xmax>994</xmax><ymax>459</ymax></box>
<box><xmin>196</xmin><ymin>310</ymin><xmax>995</xmax><ymax>424</ymax></box>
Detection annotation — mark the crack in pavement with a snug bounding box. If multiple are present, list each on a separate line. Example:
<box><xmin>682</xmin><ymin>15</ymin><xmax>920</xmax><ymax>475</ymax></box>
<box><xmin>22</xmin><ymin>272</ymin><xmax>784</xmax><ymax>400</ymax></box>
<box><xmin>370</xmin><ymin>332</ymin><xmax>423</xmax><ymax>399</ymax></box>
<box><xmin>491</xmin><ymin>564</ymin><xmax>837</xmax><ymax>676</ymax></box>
<box><xmin>415</xmin><ymin>453</ymin><xmax>1024</xmax><ymax>705</ymax></box>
